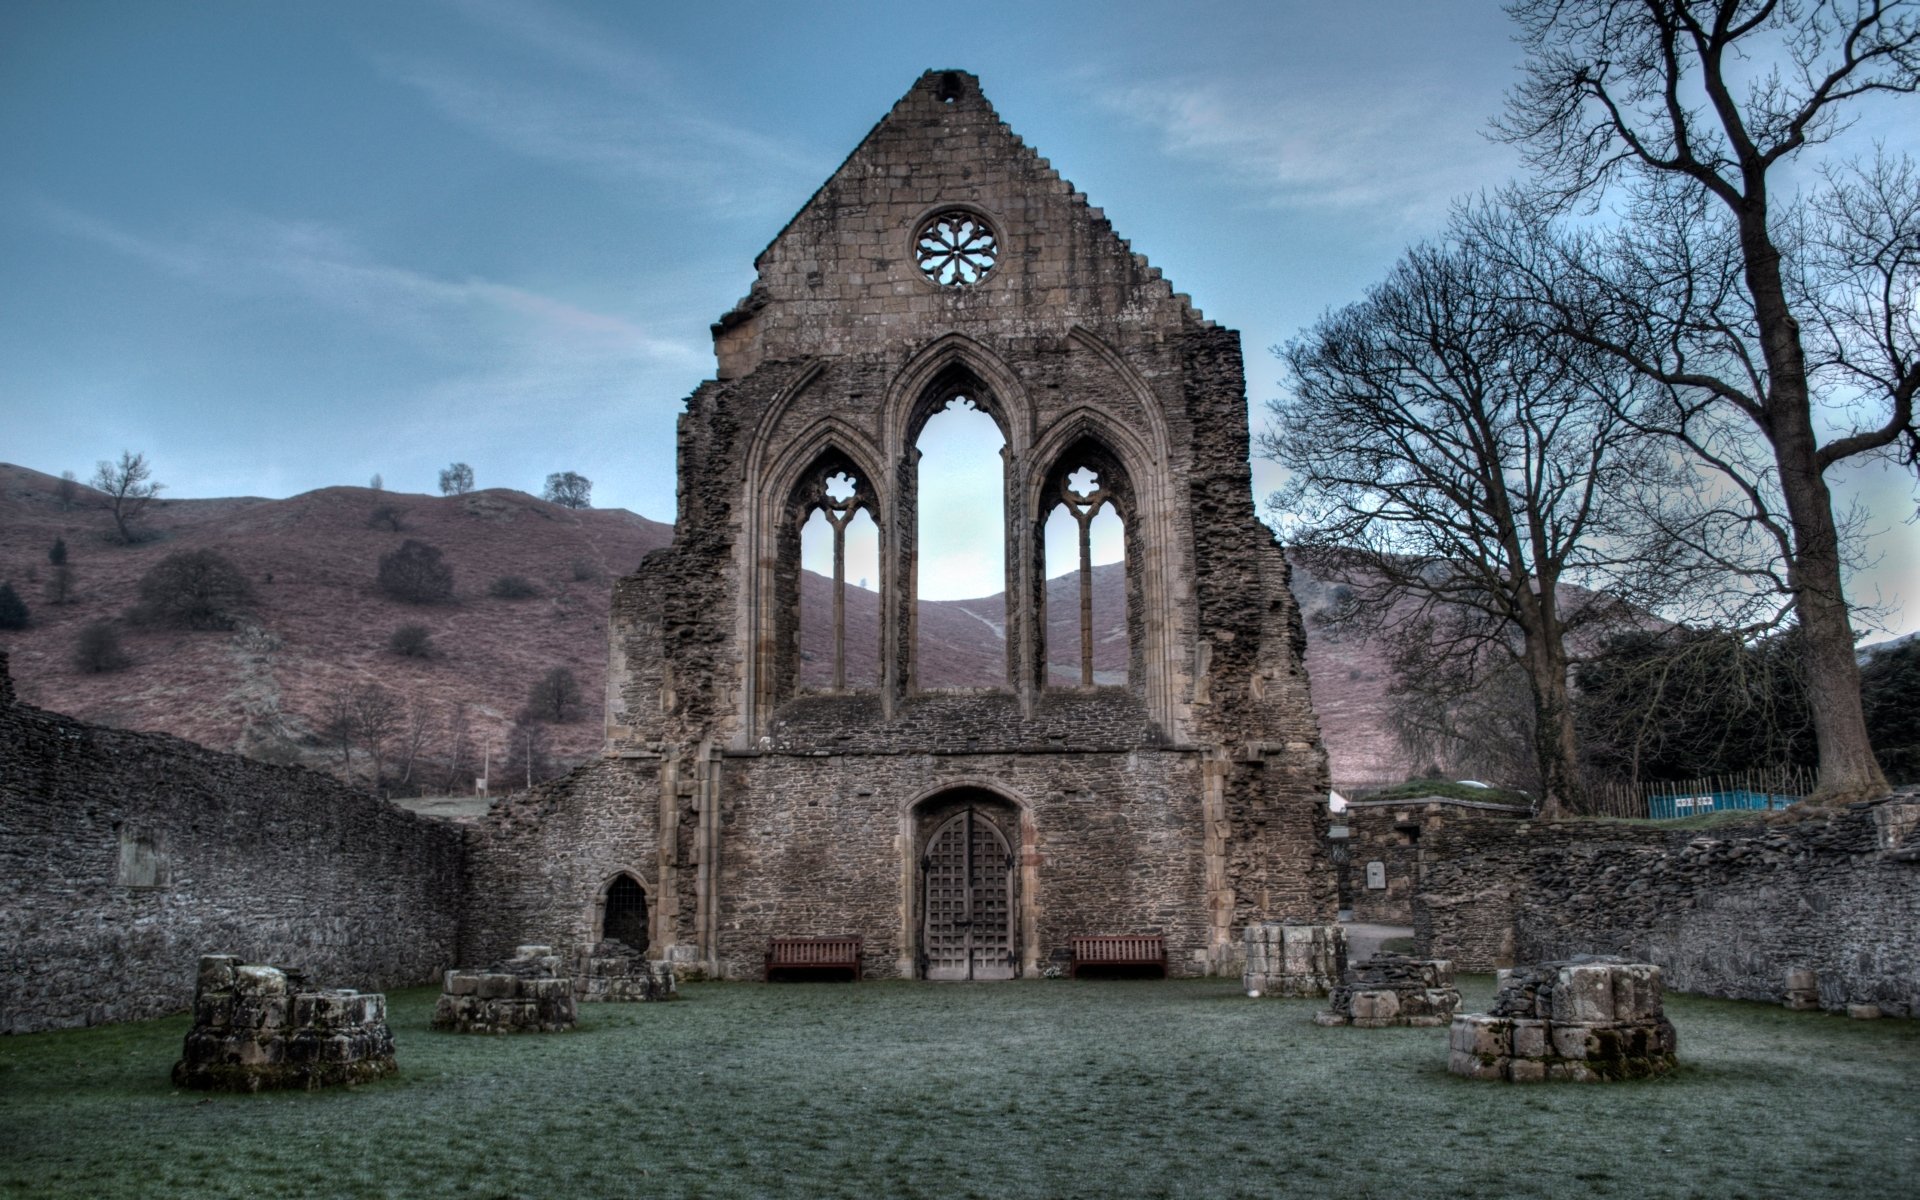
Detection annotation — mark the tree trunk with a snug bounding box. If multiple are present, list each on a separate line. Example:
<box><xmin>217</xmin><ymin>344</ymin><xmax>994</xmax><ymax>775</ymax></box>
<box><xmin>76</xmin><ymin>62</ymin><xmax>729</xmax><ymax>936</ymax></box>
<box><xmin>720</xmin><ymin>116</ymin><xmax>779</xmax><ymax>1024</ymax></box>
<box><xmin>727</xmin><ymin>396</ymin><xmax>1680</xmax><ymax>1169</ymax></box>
<box><xmin>1521</xmin><ymin>622</ymin><xmax>1584</xmax><ymax>819</ymax></box>
<box><xmin>1740</xmin><ymin>211</ymin><xmax>1890</xmax><ymax>805</ymax></box>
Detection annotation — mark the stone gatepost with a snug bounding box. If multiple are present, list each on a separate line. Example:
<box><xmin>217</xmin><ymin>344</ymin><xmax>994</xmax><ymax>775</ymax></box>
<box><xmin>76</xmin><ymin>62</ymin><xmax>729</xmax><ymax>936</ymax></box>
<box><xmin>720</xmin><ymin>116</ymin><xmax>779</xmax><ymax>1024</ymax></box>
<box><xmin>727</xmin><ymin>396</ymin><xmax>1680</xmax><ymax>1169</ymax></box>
<box><xmin>433</xmin><ymin>945</ymin><xmax>577</xmax><ymax>1033</ymax></box>
<box><xmin>172</xmin><ymin>955</ymin><xmax>396</xmax><ymax>1091</ymax></box>
<box><xmin>1242</xmin><ymin>922</ymin><xmax>1346</xmax><ymax>997</ymax></box>
<box><xmin>1448</xmin><ymin>956</ymin><xmax>1677</xmax><ymax>1082</ymax></box>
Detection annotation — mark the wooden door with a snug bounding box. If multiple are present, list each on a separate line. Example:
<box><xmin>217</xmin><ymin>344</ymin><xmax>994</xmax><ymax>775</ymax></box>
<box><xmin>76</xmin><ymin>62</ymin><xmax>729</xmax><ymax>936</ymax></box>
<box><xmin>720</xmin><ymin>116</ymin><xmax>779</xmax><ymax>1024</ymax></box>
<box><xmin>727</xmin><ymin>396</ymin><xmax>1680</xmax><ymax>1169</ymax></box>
<box><xmin>922</xmin><ymin>808</ymin><xmax>1015</xmax><ymax>980</ymax></box>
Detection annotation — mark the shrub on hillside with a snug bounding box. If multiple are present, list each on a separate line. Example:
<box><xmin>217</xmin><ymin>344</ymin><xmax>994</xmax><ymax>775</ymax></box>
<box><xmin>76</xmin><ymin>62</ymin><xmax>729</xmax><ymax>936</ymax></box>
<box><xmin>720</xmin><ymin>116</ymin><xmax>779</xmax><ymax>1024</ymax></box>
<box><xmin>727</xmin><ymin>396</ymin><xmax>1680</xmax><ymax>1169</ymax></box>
<box><xmin>388</xmin><ymin>623</ymin><xmax>436</xmax><ymax>659</ymax></box>
<box><xmin>132</xmin><ymin>549</ymin><xmax>252</xmax><ymax>630</ymax></box>
<box><xmin>488</xmin><ymin>574</ymin><xmax>540</xmax><ymax>600</ymax></box>
<box><xmin>570</xmin><ymin>558</ymin><xmax>600</xmax><ymax>582</ymax></box>
<box><xmin>377</xmin><ymin>539</ymin><xmax>454</xmax><ymax>605</ymax></box>
<box><xmin>525</xmin><ymin>666</ymin><xmax>583</xmax><ymax>723</ymax></box>
<box><xmin>367</xmin><ymin>504</ymin><xmax>405</xmax><ymax>532</ymax></box>
<box><xmin>73</xmin><ymin>621</ymin><xmax>131</xmax><ymax>673</ymax></box>
<box><xmin>0</xmin><ymin>582</ymin><xmax>27</xmax><ymax>630</ymax></box>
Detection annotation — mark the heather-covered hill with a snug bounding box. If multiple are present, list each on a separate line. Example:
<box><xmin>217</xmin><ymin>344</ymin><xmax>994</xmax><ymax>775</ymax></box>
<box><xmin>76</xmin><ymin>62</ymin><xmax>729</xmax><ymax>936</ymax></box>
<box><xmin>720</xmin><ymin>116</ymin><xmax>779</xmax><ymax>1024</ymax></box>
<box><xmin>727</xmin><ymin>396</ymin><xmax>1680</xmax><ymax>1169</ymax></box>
<box><xmin>0</xmin><ymin>463</ymin><xmax>672</xmax><ymax>774</ymax></box>
<box><xmin>0</xmin><ymin>462</ymin><xmax>1404</xmax><ymax>789</ymax></box>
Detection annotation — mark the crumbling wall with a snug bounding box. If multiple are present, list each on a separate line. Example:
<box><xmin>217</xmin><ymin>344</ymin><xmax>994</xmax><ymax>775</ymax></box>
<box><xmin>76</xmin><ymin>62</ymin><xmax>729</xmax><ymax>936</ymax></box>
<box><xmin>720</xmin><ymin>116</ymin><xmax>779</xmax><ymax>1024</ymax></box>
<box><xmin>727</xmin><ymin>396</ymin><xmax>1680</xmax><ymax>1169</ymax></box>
<box><xmin>1412</xmin><ymin>795</ymin><xmax>1920</xmax><ymax>1015</ymax></box>
<box><xmin>461</xmin><ymin>757</ymin><xmax>664</xmax><ymax>967</ymax></box>
<box><xmin>0</xmin><ymin>655</ymin><xmax>465</xmax><ymax>1033</ymax></box>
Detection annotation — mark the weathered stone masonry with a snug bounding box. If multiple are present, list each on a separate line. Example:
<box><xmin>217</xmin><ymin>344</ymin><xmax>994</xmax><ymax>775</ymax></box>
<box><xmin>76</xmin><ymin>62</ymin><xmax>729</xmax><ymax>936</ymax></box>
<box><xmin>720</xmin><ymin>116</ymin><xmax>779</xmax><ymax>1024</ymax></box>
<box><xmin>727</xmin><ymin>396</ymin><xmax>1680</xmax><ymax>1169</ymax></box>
<box><xmin>0</xmin><ymin>651</ymin><xmax>465</xmax><ymax>1034</ymax></box>
<box><xmin>466</xmin><ymin>70</ymin><xmax>1335</xmax><ymax>979</ymax></box>
<box><xmin>1412</xmin><ymin>795</ymin><xmax>1920</xmax><ymax>1016</ymax></box>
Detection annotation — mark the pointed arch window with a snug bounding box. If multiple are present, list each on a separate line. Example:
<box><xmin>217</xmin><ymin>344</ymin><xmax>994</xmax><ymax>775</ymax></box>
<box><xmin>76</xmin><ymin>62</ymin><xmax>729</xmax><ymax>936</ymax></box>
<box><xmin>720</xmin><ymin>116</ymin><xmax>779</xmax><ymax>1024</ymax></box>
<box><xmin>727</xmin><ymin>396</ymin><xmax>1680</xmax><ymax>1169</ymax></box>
<box><xmin>1040</xmin><ymin>439</ymin><xmax>1136</xmax><ymax>690</ymax></box>
<box><xmin>799</xmin><ymin>468</ymin><xmax>879</xmax><ymax>691</ymax></box>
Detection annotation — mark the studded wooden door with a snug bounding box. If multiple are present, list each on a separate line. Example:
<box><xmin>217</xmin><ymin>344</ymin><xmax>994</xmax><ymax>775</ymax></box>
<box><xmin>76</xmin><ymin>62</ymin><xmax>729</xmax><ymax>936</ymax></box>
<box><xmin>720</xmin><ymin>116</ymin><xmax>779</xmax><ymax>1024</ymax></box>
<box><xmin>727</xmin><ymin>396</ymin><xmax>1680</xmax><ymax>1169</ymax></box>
<box><xmin>922</xmin><ymin>808</ymin><xmax>1015</xmax><ymax>981</ymax></box>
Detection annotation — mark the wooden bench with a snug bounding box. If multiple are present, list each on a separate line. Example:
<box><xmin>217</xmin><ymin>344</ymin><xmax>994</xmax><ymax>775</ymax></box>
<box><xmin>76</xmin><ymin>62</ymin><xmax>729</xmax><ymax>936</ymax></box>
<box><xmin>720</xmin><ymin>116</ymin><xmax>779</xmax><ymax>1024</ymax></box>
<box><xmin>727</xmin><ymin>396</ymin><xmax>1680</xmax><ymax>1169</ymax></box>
<box><xmin>1070</xmin><ymin>935</ymin><xmax>1167</xmax><ymax>979</ymax></box>
<box><xmin>765</xmin><ymin>936</ymin><xmax>862</xmax><ymax>982</ymax></box>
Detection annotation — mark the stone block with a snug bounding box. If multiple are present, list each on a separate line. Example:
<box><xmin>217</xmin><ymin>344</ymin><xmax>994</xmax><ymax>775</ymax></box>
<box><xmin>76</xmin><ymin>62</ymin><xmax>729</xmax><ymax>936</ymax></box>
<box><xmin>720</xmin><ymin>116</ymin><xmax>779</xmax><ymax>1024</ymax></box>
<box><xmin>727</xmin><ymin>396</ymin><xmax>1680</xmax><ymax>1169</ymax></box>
<box><xmin>445</xmin><ymin>972</ymin><xmax>478</xmax><ymax>996</ymax></box>
<box><xmin>1451</xmin><ymin>1015</ymin><xmax>1510</xmax><ymax>1058</ymax></box>
<box><xmin>1847</xmin><ymin>1004</ymin><xmax>1882</xmax><ymax>1019</ymax></box>
<box><xmin>197</xmin><ymin>955</ymin><xmax>239</xmax><ymax>996</ymax></box>
<box><xmin>1610</xmin><ymin>963</ymin><xmax>1662</xmax><ymax>1022</ymax></box>
<box><xmin>1505</xmin><ymin>1058</ymin><xmax>1547</xmax><ymax>1083</ymax></box>
<box><xmin>476</xmin><ymin>973</ymin><xmax>516</xmax><ymax>1000</ymax></box>
<box><xmin>1353</xmin><ymin>990</ymin><xmax>1400</xmax><ymax>1023</ymax></box>
<box><xmin>1550</xmin><ymin>1022</ymin><xmax>1596</xmax><ymax>1060</ymax></box>
<box><xmin>1448</xmin><ymin>1049</ymin><xmax>1504</xmax><ymax>1081</ymax></box>
<box><xmin>233</xmin><ymin>965</ymin><xmax>287</xmax><ymax>997</ymax></box>
<box><xmin>1553</xmin><ymin>965</ymin><xmax>1616</xmax><ymax>1025</ymax></box>
<box><xmin>1510</xmin><ymin>1018</ymin><xmax>1548</xmax><ymax>1060</ymax></box>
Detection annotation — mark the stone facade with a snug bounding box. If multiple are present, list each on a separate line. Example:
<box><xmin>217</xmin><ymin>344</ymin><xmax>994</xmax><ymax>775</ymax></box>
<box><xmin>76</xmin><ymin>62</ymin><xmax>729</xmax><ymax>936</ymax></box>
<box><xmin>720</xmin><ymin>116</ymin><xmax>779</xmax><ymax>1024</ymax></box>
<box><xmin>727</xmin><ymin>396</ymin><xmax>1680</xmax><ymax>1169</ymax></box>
<box><xmin>0</xmin><ymin>652</ymin><xmax>465</xmax><ymax>1034</ymax></box>
<box><xmin>433</xmin><ymin>945</ymin><xmax>578</xmax><ymax>1033</ymax></box>
<box><xmin>1448</xmin><ymin>958</ymin><xmax>1678</xmax><ymax>1082</ymax></box>
<box><xmin>466</xmin><ymin>70</ymin><xmax>1334</xmax><ymax>980</ymax></box>
<box><xmin>1315</xmin><ymin>954</ymin><xmax>1460</xmax><ymax>1027</ymax></box>
<box><xmin>575</xmin><ymin>940</ymin><xmax>678</xmax><ymax>1002</ymax></box>
<box><xmin>1412</xmin><ymin>794</ymin><xmax>1920</xmax><ymax>1016</ymax></box>
<box><xmin>172</xmin><ymin>955</ymin><xmax>396</xmax><ymax>1092</ymax></box>
<box><xmin>1242</xmin><ymin>922</ymin><xmax>1346</xmax><ymax>997</ymax></box>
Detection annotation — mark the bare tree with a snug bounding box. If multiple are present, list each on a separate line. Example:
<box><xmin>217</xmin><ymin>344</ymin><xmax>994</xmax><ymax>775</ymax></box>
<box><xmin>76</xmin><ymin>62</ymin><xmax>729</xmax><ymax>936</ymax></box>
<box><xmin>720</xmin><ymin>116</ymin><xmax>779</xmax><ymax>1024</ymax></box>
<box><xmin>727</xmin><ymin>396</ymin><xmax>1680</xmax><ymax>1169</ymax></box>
<box><xmin>1492</xmin><ymin>0</ymin><xmax>1920</xmax><ymax>803</ymax></box>
<box><xmin>91</xmin><ymin>451</ymin><xmax>162</xmax><ymax>544</ymax></box>
<box><xmin>524</xmin><ymin>666</ymin><xmax>584</xmax><ymax>723</ymax></box>
<box><xmin>351</xmin><ymin>682</ymin><xmax>400</xmax><ymax>791</ymax></box>
<box><xmin>439</xmin><ymin>462</ymin><xmax>475</xmax><ymax>496</ymax></box>
<box><xmin>393</xmin><ymin>693</ymin><xmax>434</xmax><ymax>793</ymax></box>
<box><xmin>542</xmin><ymin>471</ymin><xmax>592</xmax><ymax>509</ymax></box>
<box><xmin>317</xmin><ymin>684</ymin><xmax>358</xmax><ymax>775</ymax></box>
<box><xmin>55</xmin><ymin>470</ymin><xmax>77</xmax><ymax>511</ymax></box>
<box><xmin>441</xmin><ymin>701</ymin><xmax>474</xmax><ymax>793</ymax></box>
<box><xmin>1262</xmin><ymin>236</ymin><xmax>1668</xmax><ymax>814</ymax></box>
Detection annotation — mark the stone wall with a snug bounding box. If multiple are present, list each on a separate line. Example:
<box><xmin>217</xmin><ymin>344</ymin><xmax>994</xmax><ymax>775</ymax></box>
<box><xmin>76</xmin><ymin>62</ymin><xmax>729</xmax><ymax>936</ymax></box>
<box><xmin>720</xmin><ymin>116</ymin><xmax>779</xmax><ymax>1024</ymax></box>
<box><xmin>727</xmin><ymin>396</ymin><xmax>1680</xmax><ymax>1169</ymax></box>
<box><xmin>1342</xmin><ymin>798</ymin><xmax>1531</xmax><ymax>924</ymax></box>
<box><xmin>0</xmin><ymin>653</ymin><xmax>466</xmax><ymax>1033</ymax></box>
<box><xmin>1412</xmin><ymin>795</ymin><xmax>1920</xmax><ymax>1016</ymax></box>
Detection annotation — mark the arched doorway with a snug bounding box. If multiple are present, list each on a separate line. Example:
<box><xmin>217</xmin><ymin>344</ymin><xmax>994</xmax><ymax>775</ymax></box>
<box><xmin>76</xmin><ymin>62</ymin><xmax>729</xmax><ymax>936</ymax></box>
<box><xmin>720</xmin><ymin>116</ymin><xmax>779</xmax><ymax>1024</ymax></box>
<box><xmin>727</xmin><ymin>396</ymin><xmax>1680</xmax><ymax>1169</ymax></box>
<box><xmin>601</xmin><ymin>874</ymin><xmax>649</xmax><ymax>952</ymax></box>
<box><xmin>920</xmin><ymin>805</ymin><xmax>1016</xmax><ymax>980</ymax></box>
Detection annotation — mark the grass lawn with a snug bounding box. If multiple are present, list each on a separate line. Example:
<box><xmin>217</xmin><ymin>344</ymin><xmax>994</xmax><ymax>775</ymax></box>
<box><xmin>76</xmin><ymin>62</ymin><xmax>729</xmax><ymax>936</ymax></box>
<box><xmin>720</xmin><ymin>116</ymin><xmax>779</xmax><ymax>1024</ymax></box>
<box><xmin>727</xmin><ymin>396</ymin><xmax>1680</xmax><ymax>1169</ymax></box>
<box><xmin>1</xmin><ymin>976</ymin><xmax>1915</xmax><ymax>1199</ymax></box>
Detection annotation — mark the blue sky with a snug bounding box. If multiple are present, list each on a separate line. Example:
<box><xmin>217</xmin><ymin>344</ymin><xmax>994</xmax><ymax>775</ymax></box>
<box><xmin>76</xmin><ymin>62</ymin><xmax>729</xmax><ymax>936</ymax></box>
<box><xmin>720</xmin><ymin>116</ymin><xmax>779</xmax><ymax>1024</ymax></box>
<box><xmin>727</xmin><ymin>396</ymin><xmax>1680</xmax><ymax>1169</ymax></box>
<box><xmin>3</xmin><ymin>0</ymin><xmax>1914</xmax><ymax>632</ymax></box>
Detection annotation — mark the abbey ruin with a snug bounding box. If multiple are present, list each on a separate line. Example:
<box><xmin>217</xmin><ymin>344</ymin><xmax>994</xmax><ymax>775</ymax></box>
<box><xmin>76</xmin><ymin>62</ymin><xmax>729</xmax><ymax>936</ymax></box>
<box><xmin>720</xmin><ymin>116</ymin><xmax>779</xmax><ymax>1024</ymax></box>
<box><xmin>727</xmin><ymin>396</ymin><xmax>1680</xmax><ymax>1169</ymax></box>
<box><xmin>465</xmin><ymin>68</ymin><xmax>1334</xmax><ymax>980</ymax></box>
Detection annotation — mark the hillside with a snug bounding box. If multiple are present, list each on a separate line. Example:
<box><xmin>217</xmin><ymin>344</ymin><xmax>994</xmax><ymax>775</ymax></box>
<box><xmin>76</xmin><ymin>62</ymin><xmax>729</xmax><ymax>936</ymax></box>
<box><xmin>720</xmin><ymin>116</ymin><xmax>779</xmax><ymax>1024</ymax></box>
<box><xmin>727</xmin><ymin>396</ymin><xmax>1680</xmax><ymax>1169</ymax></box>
<box><xmin>0</xmin><ymin>463</ymin><xmax>1405</xmax><ymax>789</ymax></box>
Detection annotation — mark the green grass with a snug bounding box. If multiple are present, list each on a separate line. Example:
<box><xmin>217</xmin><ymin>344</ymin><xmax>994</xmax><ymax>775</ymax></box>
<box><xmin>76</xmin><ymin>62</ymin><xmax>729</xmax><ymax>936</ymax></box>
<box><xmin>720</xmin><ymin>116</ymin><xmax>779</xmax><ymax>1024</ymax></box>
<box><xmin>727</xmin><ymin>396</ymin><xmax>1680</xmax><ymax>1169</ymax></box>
<box><xmin>2</xmin><ymin>978</ymin><xmax>1915</xmax><ymax>1199</ymax></box>
<box><xmin>1353</xmin><ymin>778</ymin><xmax>1534</xmax><ymax>807</ymax></box>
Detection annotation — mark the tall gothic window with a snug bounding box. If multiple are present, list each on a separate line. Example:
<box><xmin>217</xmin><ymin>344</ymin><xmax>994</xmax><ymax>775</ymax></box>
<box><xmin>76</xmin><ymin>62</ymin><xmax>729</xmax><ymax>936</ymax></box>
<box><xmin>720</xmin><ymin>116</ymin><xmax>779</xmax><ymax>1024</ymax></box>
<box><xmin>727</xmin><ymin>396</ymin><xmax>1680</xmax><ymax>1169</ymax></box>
<box><xmin>915</xmin><ymin>395</ymin><xmax>1008</xmax><ymax>689</ymax></box>
<box><xmin>1043</xmin><ymin>465</ymin><xmax>1127</xmax><ymax>686</ymax></box>
<box><xmin>799</xmin><ymin>470</ymin><xmax>879</xmax><ymax>691</ymax></box>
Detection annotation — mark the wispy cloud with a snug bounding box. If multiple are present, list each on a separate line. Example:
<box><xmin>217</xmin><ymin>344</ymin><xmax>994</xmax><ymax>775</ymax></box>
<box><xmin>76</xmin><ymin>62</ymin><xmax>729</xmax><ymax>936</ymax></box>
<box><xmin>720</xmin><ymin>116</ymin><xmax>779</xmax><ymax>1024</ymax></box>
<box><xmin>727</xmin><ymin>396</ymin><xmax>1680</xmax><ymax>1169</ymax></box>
<box><xmin>1088</xmin><ymin>73</ymin><xmax>1518</xmax><ymax>227</ymax></box>
<box><xmin>375</xmin><ymin>0</ymin><xmax>825</xmax><ymax>214</ymax></box>
<box><xmin>34</xmin><ymin>198</ymin><xmax>700</xmax><ymax>366</ymax></box>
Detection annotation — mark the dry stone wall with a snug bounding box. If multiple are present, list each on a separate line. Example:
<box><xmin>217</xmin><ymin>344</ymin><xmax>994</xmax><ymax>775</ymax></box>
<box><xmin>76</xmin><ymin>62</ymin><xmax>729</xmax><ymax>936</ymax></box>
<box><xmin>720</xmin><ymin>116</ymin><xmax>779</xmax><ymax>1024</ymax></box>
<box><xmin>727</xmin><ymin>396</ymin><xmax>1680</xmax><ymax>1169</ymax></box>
<box><xmin>1413</xmin><ymin>794</ymin><xmax>1920</xmax><ymax>1016</ymax></box>
<box><xmin>0</xmin><ymin>656</ymin><xmax>465</xmax><ymax>1034</ymax></box>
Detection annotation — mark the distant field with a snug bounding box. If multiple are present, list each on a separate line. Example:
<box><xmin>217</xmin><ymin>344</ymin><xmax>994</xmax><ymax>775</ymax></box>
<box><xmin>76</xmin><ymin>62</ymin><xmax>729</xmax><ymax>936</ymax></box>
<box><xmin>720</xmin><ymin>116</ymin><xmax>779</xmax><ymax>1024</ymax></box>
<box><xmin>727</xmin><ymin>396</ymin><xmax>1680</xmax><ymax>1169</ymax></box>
<box><xmin>1</xmin><ymin>978</ymin><xmax>1914</xmax><ymax>1199</ymax></box>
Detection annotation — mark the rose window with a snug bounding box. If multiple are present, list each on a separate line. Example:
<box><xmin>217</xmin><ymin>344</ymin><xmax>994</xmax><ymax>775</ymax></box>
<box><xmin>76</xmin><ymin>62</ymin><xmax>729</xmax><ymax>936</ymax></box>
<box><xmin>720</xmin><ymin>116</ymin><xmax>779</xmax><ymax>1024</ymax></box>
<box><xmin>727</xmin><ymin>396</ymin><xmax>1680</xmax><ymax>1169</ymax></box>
<box><xmin>914</xmin><ymin>211</ymin><xmax>998</xmax><ymax>286</ymax></box>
